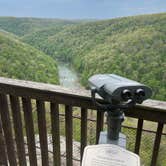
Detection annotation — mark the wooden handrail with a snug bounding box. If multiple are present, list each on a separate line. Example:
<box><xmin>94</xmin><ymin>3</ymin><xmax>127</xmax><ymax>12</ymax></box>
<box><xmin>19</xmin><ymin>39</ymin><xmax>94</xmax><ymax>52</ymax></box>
<box><xmin>0</xmin><ymin>77</ymin><xmax>165</xmax><ymax>123</ymax></box>
<box><xmin>0</xmin><ymin>77</ymin><xmax>165</xmax><ymax>111</ymax></box>
<box><xmin>0</xmin><ymin>77</ymin><xmax>165</xmax><ymax>166</ymax></box>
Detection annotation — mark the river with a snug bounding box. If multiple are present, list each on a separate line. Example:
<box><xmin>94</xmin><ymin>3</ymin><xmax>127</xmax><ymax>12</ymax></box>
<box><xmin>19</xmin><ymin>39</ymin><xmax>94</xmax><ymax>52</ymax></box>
<box><xmin>57</xmin><ymin>61</ymin><xmax>84</xmax><ymax>89</ymax></box>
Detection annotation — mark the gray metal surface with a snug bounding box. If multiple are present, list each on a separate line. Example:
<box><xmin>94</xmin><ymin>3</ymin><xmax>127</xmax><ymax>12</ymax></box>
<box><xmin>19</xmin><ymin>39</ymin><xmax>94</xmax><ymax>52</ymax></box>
<box><xmin>98</xmin><ymin>131</ymin><xmax>126</xmax><ymax>149</ymax></box>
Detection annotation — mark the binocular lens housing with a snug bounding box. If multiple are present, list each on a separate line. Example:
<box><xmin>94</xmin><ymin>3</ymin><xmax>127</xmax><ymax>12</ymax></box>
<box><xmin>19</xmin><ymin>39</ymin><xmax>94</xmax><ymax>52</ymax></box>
<box><xmin>121</xmin><ymin>88</ymin><xmax>146</xmax><ymax>102</ymax></box>
<box><xmin>135</xmin><ymin>89</ymin><xmax>145</xmax><ymax>97</ymax></box>
<box><xmin>135</xmin><ymin>88</ymin><xmax>146</xmax><ymax>103</ymax></box>
<box><xmin>121</xmin><ymin>89</ymin><xmax>132</xmax><ymax>101</ymax></box>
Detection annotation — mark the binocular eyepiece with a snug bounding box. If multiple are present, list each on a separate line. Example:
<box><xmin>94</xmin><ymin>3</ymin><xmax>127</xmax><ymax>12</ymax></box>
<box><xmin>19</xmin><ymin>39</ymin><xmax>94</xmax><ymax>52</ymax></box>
<box><xmin>121</xmin><ymin>88</ymin><xmax>146</xmax><ymax>103</ymax></box>
<box><xmin>121</xmin><ymin>89</ymin><xmax>132</xmax><ymax>101</ymax></box>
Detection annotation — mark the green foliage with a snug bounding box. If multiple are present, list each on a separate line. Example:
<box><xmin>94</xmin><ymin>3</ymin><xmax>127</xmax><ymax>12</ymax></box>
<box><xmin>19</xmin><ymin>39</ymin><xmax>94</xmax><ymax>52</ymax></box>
<box><xmin>0</xmin><ymin>31</ymin><xmax>59</xmax><ymax>84</ymax></box>
<box><xmin>0</xmin><ymin>13</ymin><xmax>165</xmax><ymax>100</ymax></box>
<box><xmin>0</xmin><ymin>17</ymin><xmax>78</xmax><ymax>36</ymax></box>
<box><xmin>22</xmin><ymin>13</ymin><xmax>166</xmax><ymax>100</ymax></box>
<box><xmin>22</xmin><ymin>27</ymin><xmax>69</xmax><ymax>54</ymax></box>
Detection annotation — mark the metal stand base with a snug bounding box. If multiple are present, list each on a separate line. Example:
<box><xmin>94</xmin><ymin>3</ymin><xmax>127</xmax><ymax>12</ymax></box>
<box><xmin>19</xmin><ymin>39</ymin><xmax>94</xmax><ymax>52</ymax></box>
<box><xmin>98</xmin><ymin>131</ymin><xmax>126</xmax><ymax>149</ymax></box>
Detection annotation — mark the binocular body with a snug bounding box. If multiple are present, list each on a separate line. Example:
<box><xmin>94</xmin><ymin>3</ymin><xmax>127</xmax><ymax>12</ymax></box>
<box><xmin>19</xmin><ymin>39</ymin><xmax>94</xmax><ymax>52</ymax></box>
<box><xmin>89</xmin><ymin>74</ymin><xmax>152</xmax><ymax>104</ymax></box>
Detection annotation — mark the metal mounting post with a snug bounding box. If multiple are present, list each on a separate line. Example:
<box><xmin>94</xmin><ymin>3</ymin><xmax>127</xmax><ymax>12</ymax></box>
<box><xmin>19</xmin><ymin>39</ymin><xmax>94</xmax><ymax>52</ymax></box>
<box><xmin>98</xmin><ymin>109</ymin><xmax>126</xmax><ymax>148</ymax></box>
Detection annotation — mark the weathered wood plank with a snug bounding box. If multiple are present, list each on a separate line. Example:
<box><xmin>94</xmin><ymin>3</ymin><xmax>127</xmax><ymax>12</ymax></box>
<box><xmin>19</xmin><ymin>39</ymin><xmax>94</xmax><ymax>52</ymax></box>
<box><xmin>151</xmin><ymin>123</ymin><xmax>164</xmax><ymax>166</ymax></box>
<box><xmin>125</xmin><ymin>107</ymin><xmax>166</xmax><ymax>123</ymax></box>
<box><xmin>10</xmin><ymin>95</ymin><xmax>27</xmax><ymax>166</ymax></box>
<box><xmin>0</xmin><ymin>94</ymin><xmax>17</xmax><ymax>166</ymax></box>
<box><xmin>50</xmin><ymin>102</ymin><xmax>61</xmax><ymax>166</ymax></box>
<box><xmin>22</xmin><ymin>97</ymin><xmax>37</xmax><ymax>166</ymax></box>
<box><xmin>65</xmin><ymin>105</ymin><xmax>73</xmax><ymax>166</ymax></box>
<box><xmin>134</xmin><ymin>119</ymin><xmax>143</xmax><ymax>154</ymax></box>
<box><xmin>0</xmin><ymin>77</ymin><xmax>94</xmax><ymax>107</ymax></box>
<box><xmin>81</xmin><ymin>108</ymin><xmax>87</xmax><ymax>160</ymax></box>
<box><xmin>36</xmin><ymin>100</ymin><xmax>49</xmax><ymax>166</ymax></box>
<box><xmin>0</xmin><ymin>77</ymin><xmax>165</xmax><ymax>112</ymax></box>
<box><xmin>0</xmin><ymin>115</ymin><xmax>8</xmax><ymax>166</ymax></box>
<box><xmin>96</xmin><ymin>111</ymin><xmax>104</xmax><ymax>144</ymax></box>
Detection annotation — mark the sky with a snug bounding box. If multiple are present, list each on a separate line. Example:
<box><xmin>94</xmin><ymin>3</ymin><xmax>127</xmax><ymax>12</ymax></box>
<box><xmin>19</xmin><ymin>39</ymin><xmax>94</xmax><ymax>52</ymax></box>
<box><xmin>0</xmin><ymin>0</ymin><xmax>166</xmax><ymax>19</ymax></box>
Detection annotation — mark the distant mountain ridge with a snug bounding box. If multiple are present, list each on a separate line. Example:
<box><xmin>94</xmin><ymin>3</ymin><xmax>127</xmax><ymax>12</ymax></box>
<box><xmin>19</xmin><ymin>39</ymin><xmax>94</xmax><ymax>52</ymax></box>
<box><xmin>0</xmin><ymin>17</ymin><xmax>80</xmax><ymax>36</ymax></box>
<box><xmin>0</xmin><ymin>13</ymin><xmax>165</xmax><ymax>100</ymax></box>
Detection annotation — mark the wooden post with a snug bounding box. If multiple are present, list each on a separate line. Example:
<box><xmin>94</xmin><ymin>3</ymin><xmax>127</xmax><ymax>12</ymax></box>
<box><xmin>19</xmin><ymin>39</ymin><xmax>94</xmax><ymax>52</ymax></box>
<box><xmin>51</xmin><ymin>102</ymin><xmax>61</xmax><ymax>166</ymax></box>
<box><xmin>151</xmin><ymin>123</ymin><xmax>164</xmax><ymax>166</ymax></box>
<box><xmin>96</xmin><ymin>111</ymin><xmax>104</xmax><ymax>144</ymax></box>
<box><xmin>134</xmin><ymin>119</ymin><xmax>143</xmax><ymax>154</ymax></box>
<box><xmin>36</xmin><ymin>100</ymin><xmax>49</xmax><ymax>166</ymax></box>
<box><xmin>22</xmin><ymin>97</ymin><xmax>37</xmax><ymax>166</ymax></box>
<box><xmin>0</xmin><ymin>94</ymin><xmax>17</xmax><ymax>165</ymax></box>
<box><xmin>10</xmin><ymin>95</ymin><xmax>27</xmax><ymax>166</ymax></box>
<box><xmin>0</xmin><ymin>115</ymin><xmax>8</xmax><ymax>165</ymax></box>
<box><xmin>81</xmin><ymin>108</ymin><xmax>87</xmax><ymax>160</ymax></box>
<box><xmin>65</xmin><ymin>105</ymin><xmax>73</xmax><ymax>166</ymax></box>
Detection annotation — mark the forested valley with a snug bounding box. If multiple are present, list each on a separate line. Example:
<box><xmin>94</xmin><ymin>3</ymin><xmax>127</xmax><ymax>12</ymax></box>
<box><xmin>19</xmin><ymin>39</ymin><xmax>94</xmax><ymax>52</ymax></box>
<box><xmin>0</xmin><ymin>13</ymin><xmax>165</xmax><ymax>100</ymax></box>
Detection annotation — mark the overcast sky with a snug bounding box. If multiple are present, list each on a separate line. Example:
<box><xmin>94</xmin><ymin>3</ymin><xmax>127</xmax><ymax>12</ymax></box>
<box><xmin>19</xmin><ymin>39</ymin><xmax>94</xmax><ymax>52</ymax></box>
<box><xmin>0</xmin><ymin>0</ymin><xmax>166</xmax><ymax>19</ymax></box>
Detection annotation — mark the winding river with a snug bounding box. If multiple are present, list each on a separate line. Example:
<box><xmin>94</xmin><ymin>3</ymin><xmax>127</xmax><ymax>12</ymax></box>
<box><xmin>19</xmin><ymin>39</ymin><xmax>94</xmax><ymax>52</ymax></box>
<box><xmin>57</xmin><ymin>61</ymin><xmax>84</xmax><ymax>89</ymax></box>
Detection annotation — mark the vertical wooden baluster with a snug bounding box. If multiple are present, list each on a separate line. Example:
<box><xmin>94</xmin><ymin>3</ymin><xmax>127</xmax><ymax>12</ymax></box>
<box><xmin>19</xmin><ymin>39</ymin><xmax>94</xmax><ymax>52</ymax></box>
<box><xmin>0</xmin><ymin>94</ymin><xmax>17</xmax><ymax>165</ymax></box>
<box><xmin>65</xmin><ymin>105</ymin><xmax>73</xmax><ymax>166</ymax></box>
<box><xmin>36</xmin><ymin>100</ymin><xmax>49</xmax><ymax>166</ymax></box>
<box><xmin>151</xmin><ymin>122</ymin><xmax>164</xmax><ymax>166</ymax></box>
<box><xmin>0</xmin><ymin>115</ymin><xmax>8</xmax><ymax>166</ymax></box>
<box><xmin>96</xmin><ymin>111</ymin><xmax>104</xmax><ymax>144</ymax></box>
<box><xmin>50</xmin><ymin>102</ymin><xmax>61</xmax><ymax>166</ymax></box>
<box><xmin>22</xmin><ymin>97</ymin><xmax>37</xmax><ymax>166</ymax></box>
<box><xmin>134</xmin><ymin>119</ymin><xmax>143</xmax><ymax>154</ymax></box>
<box><xmin>10</xmin><ymin>95</ymin><xmax>27</xmax><ymax>166</ymax></box>
<box><xmin>81</xmin><ymin>108</ymin><xmax>87</xmax><ymax>161</ymax></box>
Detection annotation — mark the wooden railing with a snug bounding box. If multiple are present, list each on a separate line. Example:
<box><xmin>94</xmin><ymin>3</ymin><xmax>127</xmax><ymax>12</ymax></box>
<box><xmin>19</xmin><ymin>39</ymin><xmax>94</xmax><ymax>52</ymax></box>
<box><xmin>0</xmin><ymin>77</ymin><xmax>165</xmax><ymax>166</ymax></box>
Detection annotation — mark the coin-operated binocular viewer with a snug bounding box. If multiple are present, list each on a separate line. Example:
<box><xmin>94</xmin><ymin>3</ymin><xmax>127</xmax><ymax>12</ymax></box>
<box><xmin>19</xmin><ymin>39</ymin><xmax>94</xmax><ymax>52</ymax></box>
<box><xmin>88</xmin><ymin>74</ymin><xmax>152</xmax><ymax>148</ymax></box>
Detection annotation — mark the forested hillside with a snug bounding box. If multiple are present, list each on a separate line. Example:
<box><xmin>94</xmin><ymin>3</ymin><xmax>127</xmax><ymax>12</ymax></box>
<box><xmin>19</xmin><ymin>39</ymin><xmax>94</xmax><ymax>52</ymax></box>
<box><xmin>0</xmin><ymin>17</ymin><xmax>78</xmax><ymax>36</ymax></box>
<box><xmin>0</xmin><ymin>30</ymin><xmax>59</xmax><ymax>84</ymax></box>
<box><xmin>0</xmin><ymin>13</ymin><xmax>165</xmax><ymax>100</ymax></box>
<box><xmin>21</xmin><ymin>13</ymin><xmax>166</xmax><ymax>100</ymax></box>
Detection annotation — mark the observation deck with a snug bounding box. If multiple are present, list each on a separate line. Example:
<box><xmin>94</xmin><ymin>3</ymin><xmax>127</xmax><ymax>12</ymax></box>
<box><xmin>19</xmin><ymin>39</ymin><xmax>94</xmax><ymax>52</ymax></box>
<box><xmin>0</xmin><ymin>77</ymin><xmax>165</xmax><ymax>166</ymax></box>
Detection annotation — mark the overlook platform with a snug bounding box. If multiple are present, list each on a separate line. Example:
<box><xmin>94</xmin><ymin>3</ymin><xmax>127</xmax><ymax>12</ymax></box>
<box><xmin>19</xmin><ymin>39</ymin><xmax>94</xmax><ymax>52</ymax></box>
<box><xmin>0</xmin><ymin>77</ymin><xmax>165</xmax><ymax>166</ymax></box>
